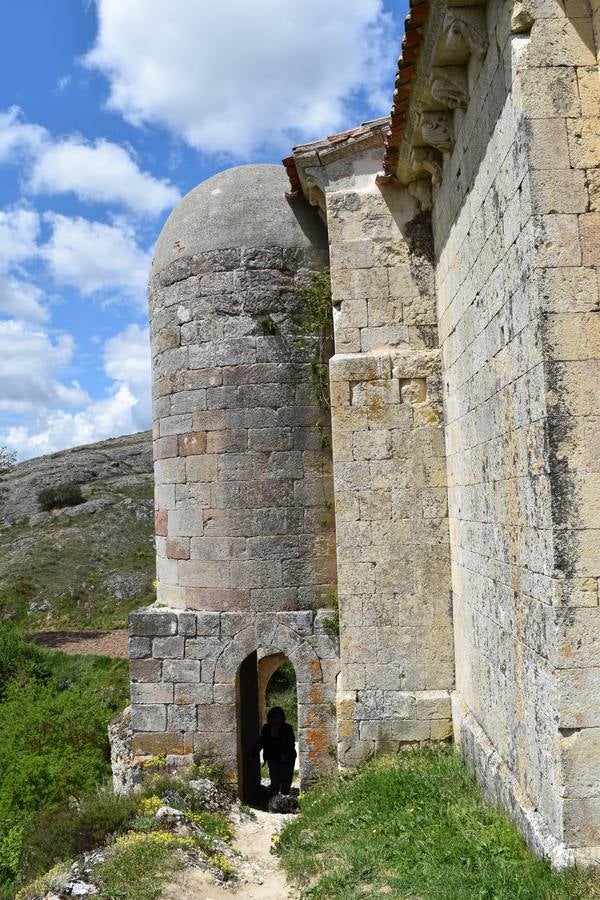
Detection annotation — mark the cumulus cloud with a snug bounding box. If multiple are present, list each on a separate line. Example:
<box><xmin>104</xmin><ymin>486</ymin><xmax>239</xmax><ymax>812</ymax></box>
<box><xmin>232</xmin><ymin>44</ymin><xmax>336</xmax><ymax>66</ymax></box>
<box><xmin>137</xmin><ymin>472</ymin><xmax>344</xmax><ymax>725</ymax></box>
<box><xmin>0</xmin><ymin>107</ymin><xmax>46</xmax><ymax>164</ymax></box>
<box><xmin>0</xmin><ymin>319</ymin><xmax>88</xmax><ymax>415</ymax></box>
<box><xmin>0</xmin><ymin>275</ymin><xmax>47</xmax><ymax>322</ymax></box>
<box><xmin>0</xmin><ymin>106</ymin><xmax>179</xmax><ymax>215</ymax></box>
<box><xmin>42</xmin><ymin>213</ymin><xmax>151</xmax><ymax>302</ymax></box>
<box><xmin>0</xmin><ymin>207</ymin><xmax>40</xmax><ymax>269</ymax></box>
<box><xmin>85</xmin><ymin>0</ymin><xmax>396</xmax><ymax>156</ymax></box>
<box><xmin>1</xmin><ymin>322</ymin><xmax>151</xmax><ymax>459</ymax></box>
<box><xmin>30</xmin><ymin>138</ymin><xmax>180</xmax><ymax>215</ymax></box>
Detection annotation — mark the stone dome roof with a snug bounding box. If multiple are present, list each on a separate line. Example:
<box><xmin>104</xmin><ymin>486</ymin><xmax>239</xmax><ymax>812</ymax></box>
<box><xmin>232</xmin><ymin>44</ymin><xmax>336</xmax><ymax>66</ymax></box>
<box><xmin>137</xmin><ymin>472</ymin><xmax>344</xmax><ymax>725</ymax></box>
<box><xmin>152</xmin><ymin>163</ymin><xmax>327</xmax><ymax>277</ymax></box>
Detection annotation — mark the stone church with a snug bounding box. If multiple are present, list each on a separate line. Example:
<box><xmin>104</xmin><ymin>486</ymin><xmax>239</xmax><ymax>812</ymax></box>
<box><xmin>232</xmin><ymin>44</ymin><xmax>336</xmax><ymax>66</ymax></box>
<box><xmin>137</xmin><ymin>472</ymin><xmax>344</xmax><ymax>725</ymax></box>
<box><xmin>128</xmin><ymin>0</ymin><xmax>600</xmax><ymax>868</ymax></box>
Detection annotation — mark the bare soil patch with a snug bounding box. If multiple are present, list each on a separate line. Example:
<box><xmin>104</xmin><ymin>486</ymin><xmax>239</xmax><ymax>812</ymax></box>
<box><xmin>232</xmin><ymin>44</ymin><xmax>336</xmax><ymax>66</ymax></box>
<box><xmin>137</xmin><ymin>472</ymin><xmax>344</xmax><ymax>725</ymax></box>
<box><xmin>29</xmin><ymin>629</ymin><xmax>129</xmax><ymax>658</ymax></box>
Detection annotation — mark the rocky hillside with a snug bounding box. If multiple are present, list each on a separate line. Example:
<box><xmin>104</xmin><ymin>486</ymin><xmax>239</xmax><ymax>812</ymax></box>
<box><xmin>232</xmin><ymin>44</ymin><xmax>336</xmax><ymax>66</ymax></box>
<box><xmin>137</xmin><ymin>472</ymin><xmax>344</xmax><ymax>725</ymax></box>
<box><xmin>0</xmin><ymin>432</ymin><xmax>155</xmax><ymax>630</ymax></box>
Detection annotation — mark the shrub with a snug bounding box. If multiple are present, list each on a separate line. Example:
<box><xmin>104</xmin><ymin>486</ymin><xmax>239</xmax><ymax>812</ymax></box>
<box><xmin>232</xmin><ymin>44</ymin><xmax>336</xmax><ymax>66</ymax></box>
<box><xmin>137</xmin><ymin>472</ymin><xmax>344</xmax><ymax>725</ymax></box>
<box><xmin>22</xmin><ymin>790</ymin><xmax>139</xmax><ymax>882</ymax></box>
<box><xmin>0</xmin><ymin>622</ymin><xmax>49</xmax><ymax>699</ymax></box>
<box><xmin>0</xmin><ymin>623</ymin><xmax>129</xmax><ymax>894</ymax></box>
<box><xmin>95</xmin><ymin>832</ymin><xmax>185</xmax><ymax>900</ymax></box>
<box><xmin>37</xmin><ymin>483</ymin><xmax>84</xmax><ymax>512</ymax></box>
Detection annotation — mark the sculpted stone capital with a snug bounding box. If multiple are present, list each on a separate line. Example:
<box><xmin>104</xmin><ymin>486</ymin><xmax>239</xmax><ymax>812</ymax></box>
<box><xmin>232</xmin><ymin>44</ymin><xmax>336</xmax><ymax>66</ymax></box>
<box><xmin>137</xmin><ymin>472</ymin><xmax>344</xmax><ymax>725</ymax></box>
<box><xmin>420</xmin><ymin>111</ymin><xmax>454</xmax><ymax>153</ymax></box>
<box><xmin>407</xmin><ymin>178</ymin><xmax>433</xmax><ymax>212</ymax></box>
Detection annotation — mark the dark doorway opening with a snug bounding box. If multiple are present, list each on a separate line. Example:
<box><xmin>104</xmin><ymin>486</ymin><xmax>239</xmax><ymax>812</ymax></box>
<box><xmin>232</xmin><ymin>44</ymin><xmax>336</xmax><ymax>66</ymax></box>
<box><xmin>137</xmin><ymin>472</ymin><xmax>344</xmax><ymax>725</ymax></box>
<box><xmin>236</xmin><ymin>651</ymin><xmax>298</xmax><ymax>806</ymax></box>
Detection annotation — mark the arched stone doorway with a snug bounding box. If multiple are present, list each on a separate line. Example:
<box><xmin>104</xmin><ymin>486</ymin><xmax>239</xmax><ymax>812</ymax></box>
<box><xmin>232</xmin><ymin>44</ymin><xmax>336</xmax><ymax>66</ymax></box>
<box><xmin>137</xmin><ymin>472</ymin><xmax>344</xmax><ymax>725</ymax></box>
<box><xmin>235</xmin><ymin>634</ymin><xmax>336</xmax><ymax>805</ymax></box>
<box><xmin>237</xmin><ymin>650</ymin><xmax>300</xmax><ymax>805</ymax></box>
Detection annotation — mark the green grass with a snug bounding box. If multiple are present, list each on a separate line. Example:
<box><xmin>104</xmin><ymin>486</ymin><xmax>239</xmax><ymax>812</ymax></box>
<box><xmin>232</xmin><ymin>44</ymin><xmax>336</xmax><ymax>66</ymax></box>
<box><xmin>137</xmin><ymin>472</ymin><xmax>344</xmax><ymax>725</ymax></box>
<box><xmin>276</xmin><ymin>747</ymin><xmax>600</xmax><ymax>900</ymax></box>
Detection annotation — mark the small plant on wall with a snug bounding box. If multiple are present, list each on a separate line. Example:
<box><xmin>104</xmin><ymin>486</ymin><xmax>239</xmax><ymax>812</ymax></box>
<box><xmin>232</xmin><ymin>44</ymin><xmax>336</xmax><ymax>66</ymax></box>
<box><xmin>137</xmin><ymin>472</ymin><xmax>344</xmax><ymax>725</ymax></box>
<box><xmin>294</xmin><ymin>268</ymin><xmax>333</xmax><ymax>411</ymax></box>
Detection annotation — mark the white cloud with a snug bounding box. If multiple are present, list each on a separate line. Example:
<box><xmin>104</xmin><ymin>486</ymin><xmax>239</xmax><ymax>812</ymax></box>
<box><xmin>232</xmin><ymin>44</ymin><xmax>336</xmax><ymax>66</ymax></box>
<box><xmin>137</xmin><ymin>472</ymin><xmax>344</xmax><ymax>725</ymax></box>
<box><xmin>0</xmin><ymin>207</ymin><xmax>40</xmax><ymax>269</ymax></box>
<box><xmin>30</xmin><ymin>137</ymin><xmax>180</xmax><ymax>215</ymax></box>
<box><xmin>85</xmin><ymin>0</ymin><xmax>396</xmax><ymax>156</ymax></box>
<box><xmin>1</xmin><ymin>322</ymin><xmax>151</xmax><ymax>459</ymax></box>
<box><xmin>0</xmin><ymin>319</ymin><xmax>88</xmax><ymax>415</ymax></box>
<box><xmin>0</xmin><ymin>106</ymin><xmax>180</xmax><ymax>215</ymax></box>
<box><xmin>0</xmin><ymin>107</ymin><xmax>46</xmax><ymax>164</ymax></box>
<box><xmin>42</xmin><ymin>213</ymin><xmax>151</xmax><ymax>301</ymax></box>
<box><xmin>0</xmin><ymin>275</ymin><xmax>47</xmax><ymax>322</ymax></box>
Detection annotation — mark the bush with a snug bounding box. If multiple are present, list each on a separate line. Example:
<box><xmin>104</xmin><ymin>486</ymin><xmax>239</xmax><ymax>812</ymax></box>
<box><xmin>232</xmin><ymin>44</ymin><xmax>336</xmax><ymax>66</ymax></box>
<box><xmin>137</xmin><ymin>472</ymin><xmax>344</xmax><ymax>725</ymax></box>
<box><xmin>0</xmin><ymin>623</ymin><xmax>129</xmax><ymax>895</ymax></box>
<box><xmin>22</xmin><ymin>790</ymin><xmax>139</xmax><ymax>882</ymax></box>
<box><xmin>37</xmin><ymin>483</ymin><xmax>84</xmax><ymax>512</ymax></box>
<box><xmin>0</xmin><ymin>622</ymin><xmax>49</xmax><ymax>699</ymax></box>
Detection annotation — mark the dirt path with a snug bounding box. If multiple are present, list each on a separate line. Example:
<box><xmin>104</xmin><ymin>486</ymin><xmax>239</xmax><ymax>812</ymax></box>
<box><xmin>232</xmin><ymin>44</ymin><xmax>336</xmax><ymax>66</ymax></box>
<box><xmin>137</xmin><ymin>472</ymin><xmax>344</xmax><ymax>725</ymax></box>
<box><xmin>29</xmin><ymin>629</ymin><xmax>129</xmax><ymax>658</ymax></box>
<box><xmin>162</xmin><ymin>810</ymin><xmax>296</xmax><ymax>900</ymax></box>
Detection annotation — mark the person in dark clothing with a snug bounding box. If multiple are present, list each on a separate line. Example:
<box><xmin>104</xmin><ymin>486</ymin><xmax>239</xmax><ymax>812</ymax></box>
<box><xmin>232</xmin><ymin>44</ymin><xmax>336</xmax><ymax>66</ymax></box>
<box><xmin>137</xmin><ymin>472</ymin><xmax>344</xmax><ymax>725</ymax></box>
<box><xmin>254</xmin><ymin>706</ymin><xmax>296</xmax><ymax>796</ymax></box>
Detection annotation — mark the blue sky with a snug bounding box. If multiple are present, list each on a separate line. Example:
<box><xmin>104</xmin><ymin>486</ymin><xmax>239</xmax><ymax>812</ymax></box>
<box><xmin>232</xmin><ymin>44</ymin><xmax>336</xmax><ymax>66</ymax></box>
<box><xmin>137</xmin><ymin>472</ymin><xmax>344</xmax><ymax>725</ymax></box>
<box><xmin>0</xmin><ymin>0</ymin><xmax>404</xmax><ymax>459</ymax></box>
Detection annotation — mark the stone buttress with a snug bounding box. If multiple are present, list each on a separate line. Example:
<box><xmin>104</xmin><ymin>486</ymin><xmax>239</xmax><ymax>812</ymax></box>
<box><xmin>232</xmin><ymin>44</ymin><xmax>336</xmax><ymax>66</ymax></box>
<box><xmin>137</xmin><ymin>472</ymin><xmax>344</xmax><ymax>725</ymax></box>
<box><xmin>287</xmin><ymin>123</ymin><xmax>456</xmax><ymax>767</ymax></box>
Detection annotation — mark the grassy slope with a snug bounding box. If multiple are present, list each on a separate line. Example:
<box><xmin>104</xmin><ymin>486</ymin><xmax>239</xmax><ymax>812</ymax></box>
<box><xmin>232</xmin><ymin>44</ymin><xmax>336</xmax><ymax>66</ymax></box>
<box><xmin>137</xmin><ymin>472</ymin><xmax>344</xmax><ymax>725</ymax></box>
<box><xmin>0</xmin><ymin>480</ymin><xmax>155</xmax><ymax>631</ymax></box>
<box><xmin>277</xmin><ymin>747</ymin><xmax>600</xmax><ymax>900</ymax></box>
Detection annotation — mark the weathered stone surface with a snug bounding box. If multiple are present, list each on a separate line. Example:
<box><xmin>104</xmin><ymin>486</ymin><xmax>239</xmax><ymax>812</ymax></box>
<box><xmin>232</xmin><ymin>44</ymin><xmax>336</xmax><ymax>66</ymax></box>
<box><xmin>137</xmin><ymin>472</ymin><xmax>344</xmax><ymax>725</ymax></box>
<box><xmin>122</xmin><ymin>8</ymin><xmax>600</xmax><ymax>865</ymax></box>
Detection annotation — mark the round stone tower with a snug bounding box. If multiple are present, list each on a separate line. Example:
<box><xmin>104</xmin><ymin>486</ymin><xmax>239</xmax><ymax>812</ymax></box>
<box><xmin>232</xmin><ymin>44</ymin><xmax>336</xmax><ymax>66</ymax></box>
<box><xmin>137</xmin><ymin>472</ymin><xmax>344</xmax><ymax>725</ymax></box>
<box><xmin>130</xmin><ymin>164</ymin><xmax>339</xmax><ymax>797</ymax></box>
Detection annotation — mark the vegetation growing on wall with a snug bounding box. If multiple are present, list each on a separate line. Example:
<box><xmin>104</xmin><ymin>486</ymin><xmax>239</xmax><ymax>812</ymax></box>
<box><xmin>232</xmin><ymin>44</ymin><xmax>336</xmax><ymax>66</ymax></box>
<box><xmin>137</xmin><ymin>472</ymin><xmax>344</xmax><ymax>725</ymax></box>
<box><xmin>265</xmin><ymin>661</ymin><xmax>298</xmax><ymax>732</ymax></box>
<box><xmin>294</xmin><ymin>267</ymin><xmax>334</xmax><ymax>411</ymax></box>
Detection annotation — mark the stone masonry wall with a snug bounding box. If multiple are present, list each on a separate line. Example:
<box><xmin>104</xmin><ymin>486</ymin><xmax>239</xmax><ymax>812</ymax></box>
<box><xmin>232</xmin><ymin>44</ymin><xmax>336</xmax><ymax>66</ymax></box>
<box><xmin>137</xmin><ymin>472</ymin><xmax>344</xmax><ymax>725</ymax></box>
<box><xmin>432</xmin><ymin>0</ymin><xmax>600</xmax><ymax>864</ymax></box>
<box><xmin>292</xmin><ymin>141</ymin><xmax>455</xmax><ymax>765</ymax></box>
<box><xmin>129</xmin><ymin>606</ymin><xmax>339</xmax><ymax>787</ymax></box>
<box><xmin>150</xmin><ymin>240</ymin><xmax>336</xmax><ymax>614</ymax></box>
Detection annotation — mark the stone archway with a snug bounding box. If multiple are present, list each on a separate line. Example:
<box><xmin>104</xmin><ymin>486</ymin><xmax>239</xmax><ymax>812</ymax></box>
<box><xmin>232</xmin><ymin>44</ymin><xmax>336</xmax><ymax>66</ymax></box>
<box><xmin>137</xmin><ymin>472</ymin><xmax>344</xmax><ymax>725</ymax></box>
<box><xmin>257</xmin><ymin>651</ymin><xmax>288</xmax><ymax>727</ymax></box>
<box><xmin>237</xmin><ymin>649</ymin><xmax>300</xmax><ymax>805</ymax></box>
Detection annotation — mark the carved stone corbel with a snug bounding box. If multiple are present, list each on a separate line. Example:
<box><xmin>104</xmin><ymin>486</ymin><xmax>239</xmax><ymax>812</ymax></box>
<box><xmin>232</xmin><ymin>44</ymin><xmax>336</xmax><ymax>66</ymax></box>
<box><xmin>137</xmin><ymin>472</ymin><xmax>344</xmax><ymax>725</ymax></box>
<box><xmin>443</xmin><ymin>8</ymin><xmax>488</xmax><ymax>60</ymax></box>
<box><xmin>407</xmin><ymin>179</ymin><xmax>433</xmax><ymax>212</ymax></box>
<box><xmin>430</xmin><ymin>66</ymin><xmax>469</xmax><ymax>109</ymax></box>
<box><xmin>305</xmin><ymin>182</ymin><xmax>327</xmax><ymax>215</ymax></box>
<box><xmin>410</xmin><ymin>147</ymin><xmax>444</xmax><ymax>186</ymax></box>
<box><xmin>420</xmin><ymin>111</ymin><xmax>454</xmax><ymax>153</ymax></box>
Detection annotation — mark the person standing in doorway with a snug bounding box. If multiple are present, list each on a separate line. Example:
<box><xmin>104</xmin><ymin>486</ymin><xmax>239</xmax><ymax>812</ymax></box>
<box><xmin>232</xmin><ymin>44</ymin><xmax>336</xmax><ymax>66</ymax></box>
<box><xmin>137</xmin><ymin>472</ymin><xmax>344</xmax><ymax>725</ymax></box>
<box><xmin>254</xmin><ymin>706</ymin><xmax>296</xmax><ymax>796</ymax></box>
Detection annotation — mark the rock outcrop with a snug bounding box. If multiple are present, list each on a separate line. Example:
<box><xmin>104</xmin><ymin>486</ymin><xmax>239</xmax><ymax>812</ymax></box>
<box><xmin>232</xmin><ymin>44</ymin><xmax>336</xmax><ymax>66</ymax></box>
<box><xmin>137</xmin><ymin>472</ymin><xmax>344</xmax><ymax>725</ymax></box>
<box><xmin>0</xmin><ymin>432</ymin><xmax>155</xmax><ymax>628</ymax></box>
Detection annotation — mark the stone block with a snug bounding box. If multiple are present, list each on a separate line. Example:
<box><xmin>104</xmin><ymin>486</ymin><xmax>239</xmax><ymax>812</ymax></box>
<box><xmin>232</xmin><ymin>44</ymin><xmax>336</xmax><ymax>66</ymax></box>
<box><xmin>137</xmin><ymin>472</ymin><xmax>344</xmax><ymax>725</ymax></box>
<box><xmin>162</xmin><ymin>659</ymin><xmax>201</xmax><ymax>682</ymax></box>
<box><xmin>178</xmin><ymin>432</ymin><xmax>207</xmax><ymax>456</ymax></box>
<box><xmin>174</xmin><ymin>683</ymin><xmax>213</xmax><ymax>704</ymax></box>
<box><xmin>529</xmin><ymin>170</ymin><xmax>588</xmax><ymax>215</ymax></box>
<box><xmin>185</xmin><ymin>636</ymin><xmax>223</xmax><ymax>660</ymax></box>
<box><xmin>131</xmin><ymin>682</ymin><xmax>174</xmax><ymax>704</ymax></box>
<box><xmin>129</xmin><ymin>637</ymin><xmax>152</xmax><ymax>659</ymax></box>
<box><xmin>169</xmin><ymin>508</ymin><xmax>204</xmax><ymax>538</ymax></box>
<box><xmin>197</xmin><ymin>703</ymin><xmax>236</xmax><ymax>733</ymax></box>
<box><xmin>579</xmin><ymin>213</ymin><xmax>600</xmax><ymax>266</ymax></box>
<box><xmin>130</xmin><ymin>611</ymin><xmax>177</xmax><ymax>637</ymax></box>
<box><xmin>131</xmin><ymin>704</ymin><xmax>167</xmax><ymax>732</ymax></box>
<box><xmin>166</xmin><ymin>537</ymin><xmax>190</xmax><ymax>560</ymax></box>
<box><xmin>168</xmin><ymin>704</ymin><xmax>198</xmax><ymax>731</ymax></box>
<box><xmin>132</xmin><ymin>732</ymin><xmax>189</xmax><ymax>756</ymax></box>
<box><xmin>129</xmin><ymin>658</ymin><xmax>162</xmax><ymax>683</ymax></box>
<box><xmin>153</xmin><ymin>636</ymin><xmax>185</xmax><ymax>659</ymax></box>
<box><xmin>186</xmin><ymin>455</ymin><xmax>217</xmax><ymax>483</ymax></box>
